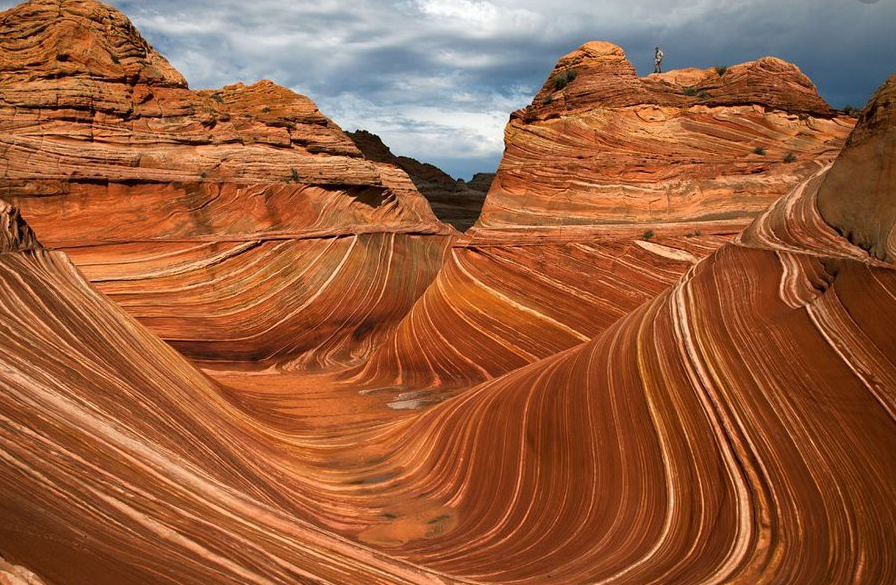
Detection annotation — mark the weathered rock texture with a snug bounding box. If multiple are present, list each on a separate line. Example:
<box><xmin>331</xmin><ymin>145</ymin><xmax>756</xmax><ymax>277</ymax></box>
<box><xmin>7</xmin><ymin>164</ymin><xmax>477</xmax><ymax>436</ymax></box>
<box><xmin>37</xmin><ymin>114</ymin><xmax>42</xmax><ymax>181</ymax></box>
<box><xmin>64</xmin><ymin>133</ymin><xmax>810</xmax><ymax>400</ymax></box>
<box><xmin>0</xmin><ymin>67</ymin><xmax>895</xmax><ymax>585</ymax></box>
<box><xmin>0</xmin><ymin>0</ymin><xmax>452</xmax><ymax>366</ymax></box>
<box><xmin>356</xmin><ymin>42</ymin><xmax>855</xmax><ymax>394</ymax></box>
<box><xmin>817</xmin><ymin>70</ymin><xmax>896</xmax><ymax>261</ymax></box>
<box><xmin>348</xmin><ymin>130</ymin><xmax>491</xmax><ymax>231</ymax></box>
<box><xmin>0</xmin><ymin>201</ymin><xmax>40</xmax><ymax>253</ymax></box>
<box><xmin>478</xmin><ymin>41</ymin><xmax>854</xmax><ymax>228</ymax></box>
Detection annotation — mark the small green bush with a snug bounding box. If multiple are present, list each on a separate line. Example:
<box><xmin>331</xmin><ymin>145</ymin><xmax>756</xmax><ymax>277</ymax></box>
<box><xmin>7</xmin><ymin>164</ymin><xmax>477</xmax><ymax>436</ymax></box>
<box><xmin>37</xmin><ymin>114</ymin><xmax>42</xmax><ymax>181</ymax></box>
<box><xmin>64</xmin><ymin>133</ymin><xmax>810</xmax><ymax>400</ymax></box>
<box><xmin>544</xmin><ymin>94</ymin><xmax>554</xmax><ymax>105</ymax></box>
<box><xmin>199</xmin><ymin>171</ymin><xmax>207</xmax><ymax>179</ymax></box>
<box><xmin>683</xmin><ymin>86</ymin><xmax>698</xmax><ymax>96</ymax></box>
<box><xmin>110</xmin><ymin>53</ymin><xmax>120</xmax><ymax>65</ymax></box>
<box><xmin>642</xmin><ymin>229</ymin><xmax>655</xmax><ymax>241</ymax></box>
<box><xmin>842</xmin><ymin>105</ymin><xmax>860</xmax><ymax>117</ymax></box>
<box><xmin>698</xmin><ymin>90</ymin><xmax>710</xmax><ymax>99</ymax></box>
<box><xmin>261</xmin><ymin>106</ymin><xmax>272</xmax><ymax>113</ymax></box>
<box><xmin>753</xmin><ymin>146</ymin><xmax>767</xmax><ymax>155</ymax></box>
<box><xmin>686</xmin><ymin>229</ymin><xmax>702</xmax><ymax>237</ymax></box>
<box><xmin>210</xmin><ymin>93</ymin><xmax>224</xmax><ymax>104</ymax></box>
<box><xmin>290</xmin><ymin>168</ymin><xmax>301</xmax><ymax>183</ymax></box>
<box><xmin>714</xmin><ymin>65</ymin><xmax>728</xmax><ymax>77</ymax></box>
<box><xmin>552</xmin><ymin>69</ymin><xmax>578</xmax><ymax>90</ymax></box>
<box><xmin>783</xmin><ymin>152</ymin><xmax>797</xmax><ymax>164</ymax></box>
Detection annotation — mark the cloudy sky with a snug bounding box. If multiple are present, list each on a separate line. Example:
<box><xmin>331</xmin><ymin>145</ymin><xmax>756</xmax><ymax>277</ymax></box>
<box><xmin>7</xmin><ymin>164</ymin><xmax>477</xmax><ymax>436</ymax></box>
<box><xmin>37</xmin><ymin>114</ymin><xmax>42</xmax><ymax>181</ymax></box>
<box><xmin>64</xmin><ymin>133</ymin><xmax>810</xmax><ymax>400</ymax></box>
<box><xmin>4</xmin><ymin>0</ymin><xmax>894</xmax><ymax>178</ymax></box>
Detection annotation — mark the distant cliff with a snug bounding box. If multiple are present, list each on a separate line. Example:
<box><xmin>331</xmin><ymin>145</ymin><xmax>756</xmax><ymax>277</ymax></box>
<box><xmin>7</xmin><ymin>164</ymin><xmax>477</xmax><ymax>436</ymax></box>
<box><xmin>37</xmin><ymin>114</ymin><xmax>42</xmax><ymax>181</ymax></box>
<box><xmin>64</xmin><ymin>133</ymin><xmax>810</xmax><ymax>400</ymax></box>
<box><xmin>348</xmin><ymin>130</ymin><xmax>492</xmax><ymax>231</ymax></box>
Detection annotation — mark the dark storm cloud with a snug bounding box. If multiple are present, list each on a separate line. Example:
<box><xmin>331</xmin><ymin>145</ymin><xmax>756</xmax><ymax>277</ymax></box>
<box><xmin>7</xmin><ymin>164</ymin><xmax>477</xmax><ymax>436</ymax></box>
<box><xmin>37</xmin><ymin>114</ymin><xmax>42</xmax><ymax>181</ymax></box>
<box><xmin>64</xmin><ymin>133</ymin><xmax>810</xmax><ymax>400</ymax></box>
<box><xmin>1</xmin><ymin>0</ymin><xmax>894</xmax><ymax>178</ymax></box>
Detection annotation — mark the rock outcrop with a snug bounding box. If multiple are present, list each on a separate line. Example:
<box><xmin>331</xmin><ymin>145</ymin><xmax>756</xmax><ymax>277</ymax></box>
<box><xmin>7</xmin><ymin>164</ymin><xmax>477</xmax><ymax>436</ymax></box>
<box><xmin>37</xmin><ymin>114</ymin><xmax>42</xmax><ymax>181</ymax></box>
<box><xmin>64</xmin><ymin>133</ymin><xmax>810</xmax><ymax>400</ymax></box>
<box><xmin>356</xmin><ymin>42</ymin><xmax>855</xmax><ymax>395</ymax></box>
<box><xmin>348</xmin><ymin>130</ymin><xmax>491</xmax><ymax>231</ymax></box>
<box><xmin>0</xmin><ymin>67</ymin><xmax>894</xmax><ymax>585</ymax></box>
<box><xmin>0</xmin><ymin>201</ymin><xmax>40</xmax><ymax>253</ymax></box>
<box><xmin>0</xmin><ymin>200</ymin><xmax>460</xmax><ymax>585</ymax></box>
<box><xmin>817</xmin><ymin>70</ymin><xmax>896</xmax><ymax>261</ymax></box>
<box><xmin>478</xmin><ymin>41</ymin><xmax>853</xmax><ymax>228</ymax></box>
<box><xmin>0</xmin><ymin>0</ymin><xmax>452</xmax><ymax>367</ymax></box>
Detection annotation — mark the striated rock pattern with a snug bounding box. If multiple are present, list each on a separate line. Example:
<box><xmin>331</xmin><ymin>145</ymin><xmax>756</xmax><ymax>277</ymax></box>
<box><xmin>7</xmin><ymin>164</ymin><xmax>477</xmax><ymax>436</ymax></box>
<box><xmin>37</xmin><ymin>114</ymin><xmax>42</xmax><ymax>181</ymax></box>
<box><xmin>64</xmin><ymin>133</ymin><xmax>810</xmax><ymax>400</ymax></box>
<box><xmin>359</xmin><ymin>43</ymin><xmax>854</xmax><ymax>393</ymax></box>
<box><xmin>0</xmin><ymin>0</ymin><xmax>452</xmax><ymax>366</ymax></box>
<box><xmin>1</xmin><ymin>68</ymin><xmax>895</xmax><ymax>584</ymax></box>
<box><xmin>353</xmin><ymin>228</ymin><xmax>729</xmax><ymax>395</ymax></box>
<box><xmin>0</xmin><ymin>202</ymin><xmax>463</xmax><ymax>585</ymax></box>
<box><xmin>348</xmin><ymin>130</ymin><xmax>491</xmax><ymax>231</ymax></box>
<box><xmin>478</xmin><ymin>41</ymin><xmax>855</xmax><ymax>228</ymax></box>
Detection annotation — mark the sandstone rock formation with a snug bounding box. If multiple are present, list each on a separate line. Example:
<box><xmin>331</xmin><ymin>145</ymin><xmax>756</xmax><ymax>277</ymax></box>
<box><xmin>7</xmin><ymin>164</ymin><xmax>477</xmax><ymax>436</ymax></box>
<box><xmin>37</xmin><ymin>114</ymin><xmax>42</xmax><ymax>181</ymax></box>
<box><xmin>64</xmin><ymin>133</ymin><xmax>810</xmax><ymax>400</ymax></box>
<box><xmin>1</xmin><ymin>1</ymin><xmax>894</xmax><ymax>582</ymax></box>
<box><xmin>348</xmin><ymin>130</ymin><xmax>491</xmax><ymax>231</ymax></box>
<box><xmin>817</xmin><ymin>70</ymin><xmax>896</xmax><ymax>261</ymax></box>
<box><xmin>0</xmin><ymin>556</ymin><xmax>48</xmax><ymax>585</ymax></box>
<box><xmin>0</xmin><ymin>201</ymin><xmax>40</xmax><ymax>253</ymax></box>
<box><xmin>478</xmin><ymin>41</ymin><xmax>854</xmax><ymax>228</ymax></box>
<box><xmin>0</xmin><ymin>67</ymin><xmax>894</xmax><ymax>584</ymax></box>
<box><xmin>0</xmin><ymin>0</ymin><xmax>452</xmax><ymax>367</ymax></box>
<box><xmin>356</xmin><ymin>42</ymin><xmax>855</xmax><ymax>395</ymax></box>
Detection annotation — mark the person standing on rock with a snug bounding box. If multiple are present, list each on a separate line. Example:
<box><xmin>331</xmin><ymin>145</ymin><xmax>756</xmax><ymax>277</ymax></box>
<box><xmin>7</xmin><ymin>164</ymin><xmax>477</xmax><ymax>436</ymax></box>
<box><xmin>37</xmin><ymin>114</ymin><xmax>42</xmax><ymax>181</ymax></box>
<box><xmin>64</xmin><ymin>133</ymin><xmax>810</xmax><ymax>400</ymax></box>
<box><xmin>654</xmin><ymin>46</ymin><xmax>664</xmax><ymax>73</ymax></box>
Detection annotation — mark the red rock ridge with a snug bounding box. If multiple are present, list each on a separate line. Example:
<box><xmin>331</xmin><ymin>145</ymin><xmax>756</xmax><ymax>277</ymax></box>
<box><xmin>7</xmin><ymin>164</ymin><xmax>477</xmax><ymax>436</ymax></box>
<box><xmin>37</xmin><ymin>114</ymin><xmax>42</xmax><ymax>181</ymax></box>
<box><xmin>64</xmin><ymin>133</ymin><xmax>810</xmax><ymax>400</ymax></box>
<box><xmin>355</xmin><ymin>42</ymin><xmax>856</xmax><ymax>396</ymax></box>
<box><xmin>0</xmin><ymin>0</ymin><xmax>453</xmax><ymax>366</ymax></box>
<box><xmin>0</xmin><ymin>68</ymin><xmax>894</xmax><ymax>585</ymax></box>
<box><xmin>477</xmin><ymin>41</ymin><xmax>854</xmax><ymax>228</ymax></box>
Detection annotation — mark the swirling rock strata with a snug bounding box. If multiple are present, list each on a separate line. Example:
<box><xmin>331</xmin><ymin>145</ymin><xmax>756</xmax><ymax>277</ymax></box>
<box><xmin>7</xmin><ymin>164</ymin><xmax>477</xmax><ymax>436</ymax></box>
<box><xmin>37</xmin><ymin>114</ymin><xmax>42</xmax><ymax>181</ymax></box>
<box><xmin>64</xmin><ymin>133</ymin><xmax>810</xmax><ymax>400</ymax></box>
<box><xmin>1</xmin><ymin>68</ymin><xmax>895</xmax><ymax>585</ymax></box>
<box><xmin>0</xmin><ymin>203</ymin><xmax>461</xmax><ymax>585</ymax></box>
<box><xmin>0</xmin><ymin>0</ymin><xmax>451</xmax><ymax>366</ymax></box>
<box><xmin>358</xmin><ymin>43</ymin><xmax>854</xmax><ymax>393</ymax></box>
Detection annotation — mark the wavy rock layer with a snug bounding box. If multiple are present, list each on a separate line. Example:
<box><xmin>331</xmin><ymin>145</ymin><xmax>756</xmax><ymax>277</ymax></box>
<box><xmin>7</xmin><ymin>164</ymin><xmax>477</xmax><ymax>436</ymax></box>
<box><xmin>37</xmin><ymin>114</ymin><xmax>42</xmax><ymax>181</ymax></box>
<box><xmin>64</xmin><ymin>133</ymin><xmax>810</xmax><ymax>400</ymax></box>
<box><xmin>478</xmin><ymin>42</ymin><xmax>854</xmax><ymax>228</ymax></box>
<box><xmin>1</xmin><ymin>74</ymin><xmax>895</xmax><ymax>583</ymax></box>
<box><xmin>353</xmin><ymin>227</ymin><xmax>730</xmax><ymax>395</ymax></box>
<box><xmin>359</xmin><ymin>43</ymin><xmax>853</xmax><ymax>392</ymax></box>
<box><xmin>0</xmin><ymin>206</ymin><xmax>463</xmax><ymax>585</ymax></box>
<box><xmin>0</xmin><ymin>0</ymin><xmax>451</xmax><ymax>366</ymax></box>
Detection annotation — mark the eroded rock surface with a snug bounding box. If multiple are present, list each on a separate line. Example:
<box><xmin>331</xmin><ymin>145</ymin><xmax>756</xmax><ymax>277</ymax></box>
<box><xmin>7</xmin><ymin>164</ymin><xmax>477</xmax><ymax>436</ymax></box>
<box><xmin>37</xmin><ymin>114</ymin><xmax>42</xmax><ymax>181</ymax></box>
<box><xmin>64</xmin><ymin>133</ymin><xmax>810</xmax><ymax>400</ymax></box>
<box><xmin>0</xmin><ymin>68</ymin><xmax>894</xmax><ymax>585</ymax></box>
<box><xmin>478</xmin><ymin>41</ymin><xmax>853</xmax><ymax>228</ymax></box>
<box><xmin>358</xmin><ymin>42</ymin><xmax>855</xmax><ymax>394</ymax></box>
<box><xmin>0</xmin><ymin>0</ymin><xmax>451</xmax><ymax>367</ymax></box>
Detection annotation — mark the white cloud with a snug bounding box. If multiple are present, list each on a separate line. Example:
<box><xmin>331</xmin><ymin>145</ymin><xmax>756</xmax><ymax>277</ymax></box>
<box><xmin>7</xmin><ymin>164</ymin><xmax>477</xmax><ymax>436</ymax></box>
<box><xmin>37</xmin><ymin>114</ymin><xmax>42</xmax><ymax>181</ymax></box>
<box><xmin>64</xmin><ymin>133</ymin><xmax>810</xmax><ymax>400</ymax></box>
<box><xmin>415</xmin><ymin>0</ymin><xmax>499</xmax><ymax>24</ymax></box>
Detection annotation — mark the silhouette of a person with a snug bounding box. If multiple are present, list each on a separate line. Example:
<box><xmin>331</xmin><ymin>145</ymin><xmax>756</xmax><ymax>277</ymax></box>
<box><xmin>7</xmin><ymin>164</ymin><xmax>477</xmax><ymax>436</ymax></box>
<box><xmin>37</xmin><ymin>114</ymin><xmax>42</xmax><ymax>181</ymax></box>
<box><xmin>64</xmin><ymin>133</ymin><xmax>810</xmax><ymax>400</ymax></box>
<box><xmin>654</xmin><ymin>46</ymin><xmax>664</xmax><ymax>74</ymax></box>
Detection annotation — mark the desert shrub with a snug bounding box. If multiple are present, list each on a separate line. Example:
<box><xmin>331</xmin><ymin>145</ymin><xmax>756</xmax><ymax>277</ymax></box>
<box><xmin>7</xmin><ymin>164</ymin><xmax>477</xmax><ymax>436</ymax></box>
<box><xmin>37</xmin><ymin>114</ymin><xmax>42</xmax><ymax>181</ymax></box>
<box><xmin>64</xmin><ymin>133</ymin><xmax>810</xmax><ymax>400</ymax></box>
<box><xmin>842</xmin><ymin>105</ymin><xmax>861</xmax><ymax>117</ymax></box>
<box><xmin>210</xmin><ymin>93</ymin><xmax>224</xmax><ymax>104</ymax></box>
<box><xmin>686</xmin><ymin>229</ymin><xmax>702</xmax><ymax>237</ymax></box>
<box><xmin>261</xmin><ymin>106</ymin><xmax>271</xmax><ymax>113</ymax></box>
<box><xmin>753</xmin><ymin>146</ymin><xmax>767</xmax><ymax>155</ymax></box>
<box><xmin>199</xmin><ymin>171</ymin><xmax>207</xmax><ymax>179</ymax></box>
<box><xmin>552</xmin><ymin>69</ymin><xmax>578</xmax><ymax>90</ymax></box>
<box><xmin>783</xmin><ymin>152</ymin><xmax>797</xmax><ymax>163</ymax></box>
<box><xmin>290</xmin><ymin>168</ymin><xmax>301</xmax><ymax>183</ymax></box>
<box><xmin>642</xmin><ymin>229</ymin><xmax>655</xmax><ymax>241</ymax></box>
<box><xmin>698</xmin><ymin>90</ymin><xmax>710</xmax><ymax>99</ymax></box>
<box><xmin>683</xmin><ymin>86</ymin><xmax>698</xmax><ymax>96</ymax></box>
<box><xmin>714</xmin><ymin>65</ymin><xmax>728</xmax><ymax>77</ymax></box>
<box><xmin>110</xmin><ymin>53</ymin><xmax>120</xmax><ymax>65</ymax></box>
<box><xmin>544</xmin><ymin>94</ymin><xmax>554</xmax><ymax>105</ymax></box>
